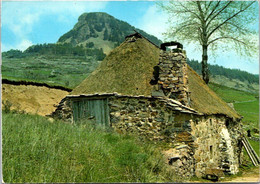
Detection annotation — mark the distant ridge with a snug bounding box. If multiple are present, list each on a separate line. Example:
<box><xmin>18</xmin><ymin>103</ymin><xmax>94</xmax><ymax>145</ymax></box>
<box><xmin>57</xmin><ymin>12</ymin><xmax>162</xmax><ymax>54</ymax></box>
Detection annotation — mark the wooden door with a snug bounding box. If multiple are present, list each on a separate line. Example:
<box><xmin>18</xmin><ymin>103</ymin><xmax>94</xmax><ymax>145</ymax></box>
<box><xmin>72</xmin><ymin>98</ymin><xmax>110</xmax><ymax>126</ymax></box>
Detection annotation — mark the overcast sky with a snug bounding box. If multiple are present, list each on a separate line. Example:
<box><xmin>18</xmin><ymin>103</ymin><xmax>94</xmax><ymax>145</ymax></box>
<box><xmin>1</xmin><ymin>1</ymin><xmax>259</xmax><ymax>74</ymax></box>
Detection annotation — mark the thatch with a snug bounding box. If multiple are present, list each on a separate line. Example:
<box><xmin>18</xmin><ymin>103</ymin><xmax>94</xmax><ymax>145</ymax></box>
<box><xmin>71</xmin><ymin>35</ymin><xmax>240</xmax><ymax>119</ymax></box>
<box><xmin>71</xmin><ymin>37</ymin><xmax>160</xmax><ymax>96</ymax></box>
<box><xmin>187</xmin><ymin>66</ymin><xmax>240</xmax><ymax>119</ymax></box>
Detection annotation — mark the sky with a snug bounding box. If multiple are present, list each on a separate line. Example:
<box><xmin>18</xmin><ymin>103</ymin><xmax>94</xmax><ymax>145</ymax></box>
<box><xmin>1</xmin><ymin>0</ymin><xmax>259</xmax><ymax>74</ymax></box>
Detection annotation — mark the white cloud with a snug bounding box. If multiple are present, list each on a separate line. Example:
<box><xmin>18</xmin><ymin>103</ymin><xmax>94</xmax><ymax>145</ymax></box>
<box><xmin>2</xmin><ymin>1</ymin><xmax>108</xmax><ymax>50</ymax></box>
<box><xmin>16</xmin><ymin>40</ymin><xmax>33</xmax><ymax>51</ymax></box>
<box><xmin>1</xmin><ymin>39</ymin><xmax>33</xmax><ymax>52</ymax></box>
<box><xmin>137</xmin><ymin>4</ymin><xmax>168</xmax><ymax>41</ymax></box>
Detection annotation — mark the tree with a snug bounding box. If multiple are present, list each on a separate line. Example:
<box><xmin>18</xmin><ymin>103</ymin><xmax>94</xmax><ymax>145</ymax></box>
<box><xmin>159</xmin><ymin>1</ymin><xmax>258</xmax><ymax>84</ymax></box>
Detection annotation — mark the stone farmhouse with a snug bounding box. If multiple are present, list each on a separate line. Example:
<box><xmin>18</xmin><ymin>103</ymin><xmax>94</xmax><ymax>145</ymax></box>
<box><xmin>53</xmin><ymin>32</ymin><xmax>248</xmax><ymax>179</ymax></box>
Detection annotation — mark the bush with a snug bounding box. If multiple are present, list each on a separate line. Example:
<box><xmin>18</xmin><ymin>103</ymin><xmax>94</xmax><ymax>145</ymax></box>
<box><xmin>2</xmin><ymin>100</ymin><xmax>12</xmax><ymax>113</ymax></box>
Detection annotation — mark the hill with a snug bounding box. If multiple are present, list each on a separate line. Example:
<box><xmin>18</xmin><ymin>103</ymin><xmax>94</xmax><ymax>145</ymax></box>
<box><xmin>2</xmin><ymin>80</ymin><xmax>69</xmax><ymax>116</ymax></box>
<box><xmin>2</xmin><ymin>12</ymin><xmax>258</xmax><ymax>92</ymax></box>
<box><xmin>58</xmin><ymin>12</ymin><xmax>162</xmax><ymax>54</ymax></box>
<box><xmin>2</xmin><ymin>12</ymin><xmax>162</xmax><ymax>88</ymax></box>
<box><xmin>187</xmin><ymin>59</ymin><xmax>259</xmax><ymax>93</ymax></box>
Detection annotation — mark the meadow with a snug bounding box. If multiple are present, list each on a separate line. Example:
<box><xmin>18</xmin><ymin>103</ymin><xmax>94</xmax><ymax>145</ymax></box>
<box><xmin>209</xmin><ymin>83</ymin><xmax>259</xmax><ymax>130</ymax></box>
<box><xmin>2</xmin><ymin>112</ymin><xmax>180</xmax><ymax>183</ymax></box>
<box><xmin>2</xmin><ymin>55</ymin><xmax>99</xmax><ymax>89</ymax></box>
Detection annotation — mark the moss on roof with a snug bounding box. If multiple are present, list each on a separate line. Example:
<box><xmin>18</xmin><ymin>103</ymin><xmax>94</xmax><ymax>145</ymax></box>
<box><xmin>71</xmin><ymin>36</ymin><xmax>240</xmax><ymax>119</ymax></box>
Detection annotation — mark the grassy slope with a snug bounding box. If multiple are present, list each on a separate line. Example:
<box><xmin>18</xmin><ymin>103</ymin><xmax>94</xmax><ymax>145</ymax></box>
<box><xmin>209</xmin><ymin>82</ymin><xmax>259</xmax><ymax>129</ymax></box>
<box><xmin>3</xmin><ymin>112</ymin><xmax>181</xmax><ymax>183</ymax></box>
<box><xmin>2</xmin><ymin>55</ymin><xmax>99</xmax><ymax>89</ymax></box>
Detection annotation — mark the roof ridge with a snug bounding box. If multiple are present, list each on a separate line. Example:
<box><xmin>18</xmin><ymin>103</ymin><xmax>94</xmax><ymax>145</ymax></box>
<box><xmin>124</xmin><ymin>30</ymin><xmax>160</xmax><ymax>49</ymax></box>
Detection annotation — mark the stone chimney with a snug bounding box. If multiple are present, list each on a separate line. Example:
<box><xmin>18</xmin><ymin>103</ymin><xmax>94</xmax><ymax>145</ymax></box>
<box><xmin>151</xmin><ymin>41</ymin><xmax>190</xmax><ymax>106</ymax></box>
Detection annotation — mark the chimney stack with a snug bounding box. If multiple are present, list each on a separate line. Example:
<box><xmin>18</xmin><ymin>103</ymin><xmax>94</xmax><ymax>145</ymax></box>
<box><xmin>151</xmin><ymin>42</ymin><xmax>190</xmax><ymax>106</ymax></box>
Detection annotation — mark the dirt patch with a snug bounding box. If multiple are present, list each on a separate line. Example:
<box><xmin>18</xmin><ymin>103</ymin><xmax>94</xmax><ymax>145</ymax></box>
<box><xmin>224</xmin><ymin>167</ymin><xmax>260</xmax><ymax>183</ymax></box>
<box><xmin>190</xmin><ymin>167</ymin><xmax>260</xmax><ymax>183</ymax></box>
<box><xmin>2</xmin><ymin>84</ymin><xmax>69</xmax><ymax>116</ymax></box>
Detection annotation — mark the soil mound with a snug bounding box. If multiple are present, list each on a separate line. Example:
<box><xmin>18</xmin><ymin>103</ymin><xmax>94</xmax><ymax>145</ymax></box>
<box><xmin>2</xmin><ymin>84</ymin><xmax>69</xmax><ymax>116</ymax></box>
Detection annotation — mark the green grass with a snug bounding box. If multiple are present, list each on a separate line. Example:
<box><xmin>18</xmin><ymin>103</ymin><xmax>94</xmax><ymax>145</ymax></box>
<box><xmin>248</xmin><ymin>139</ymin><xmax>260</xmax><ymax>157</ymax></box>
<box><xmin>234</xmin><ymin>100</ymin><xmax>259</xmax><ymax>129</ymax></box>
<box><xmin>3</xmin><ymin>112</ymin><xmax>180</xmax><ymax>183</ymax></box>
<box><xmin>208</xmin><ymin>82</ymin><xmax>257</xmax><ymax>102</ymax></box>
<box><xmin>209</xmin><ymin>82</ymin><xmax>259</xmax><ymax>130</ymax></box>
<box><xmin>2</xmin><ymin>54</ymin><xmax>99</xmax><ymax>88</ymax></box>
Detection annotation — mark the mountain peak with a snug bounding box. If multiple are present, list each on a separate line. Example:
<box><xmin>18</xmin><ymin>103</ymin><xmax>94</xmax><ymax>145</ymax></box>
<box><xmin>78</xmin><ymin>12</ymin><xmax>113</xmax><ymax>21</ymax></box>
<box><xmin>58</xmin><ymin>12</ymin><xmax>162</xmax><ymax>54</ymax></box>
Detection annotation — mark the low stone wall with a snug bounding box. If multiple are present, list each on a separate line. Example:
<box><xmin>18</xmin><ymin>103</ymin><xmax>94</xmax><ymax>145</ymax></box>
<box><xmin>164</xmin><ymin>145</ymin><xmax>195</xmax><ymax>178</ymax></box>
<box><xmin>109</xmin><ymin>96</ymin><xmax>194</xmax><ymax>143</ymax></box>
<box><xmin>50</xmin><ymin>97</ymin><xmax>73</xmax><ymax>122</ymax></box>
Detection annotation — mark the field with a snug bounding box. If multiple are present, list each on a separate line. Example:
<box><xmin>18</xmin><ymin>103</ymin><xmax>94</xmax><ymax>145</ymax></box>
<box><xmin>2</xmin><ymin>55</ymin><xmax>99</xmax><ymax>88</ymax></box>
<box><xmin>209</xmin><ymin>82</ymin><xmax>259</xmax><ymax>130</ymax></box>
<box><xmin>2</xmin><ymin>112</ymin><xmax>182</xmax><ymax>183</ymax></box>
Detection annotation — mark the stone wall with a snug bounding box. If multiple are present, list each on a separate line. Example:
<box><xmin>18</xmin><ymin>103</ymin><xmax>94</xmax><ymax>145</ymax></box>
<box><xmin>108</xmin><ymin>96</ymin><xmax>242</xmax><ymax>178</ymax></box>
<box><xmin>52</xmin><ymin>94</ymin><xmax>242</xmax><ymax>179</ymax></box>
<box><xmin>190</xmin><ymin>116</ymin><xmax>242</xmax><ymax>177</ymax></box>
<box><xmin>151</xmin><ymin>49</ymin><xmax>190</xmax><ymax>106</ymax></box>
<box><xmin>50</xmin><ymin>97</ymin><xmax>73</xmax><ymax>122</ymax></box>
<box><xmin>109</xmin><ymin>96</ymin><xmax>194</xmax><ymax>143</ymax></box>
<box><xmin>108</xmin><ymin>96</ymin><xmax>196</xmax><ymax>177</ymax></box>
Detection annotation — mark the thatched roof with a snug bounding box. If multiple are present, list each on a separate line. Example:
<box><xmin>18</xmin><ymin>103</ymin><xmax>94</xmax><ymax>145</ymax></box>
<box><xmin>71</xmin><ymin>34</ymin><xmax>240</xmax><ymax>119</ymax></box>
<box><xmin>187</xmin><ymin>66</ymin><xmax>240</xmax><ymax>119</ymax></box>
<box><xmin>71</xmin><ymin>35</ymin><xmax>160</xmax><ymax>96</ymax></box>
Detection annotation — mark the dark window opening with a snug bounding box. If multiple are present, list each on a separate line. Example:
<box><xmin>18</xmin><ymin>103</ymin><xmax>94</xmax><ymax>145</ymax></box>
<box><xmin>210</xmin><ymin>145</ymin><xmax>213</xmax><ymax>158</ymax></box>
<box><xmin>150</xmin><ymin>66</ymin><xmax>160</xmax><ymax>85</ymax></box>
<box><xmin>247</xmin><ymin>129</ymin><xmax>251</xmax><ymax>137</ymax></box>
<box><xmin>225</xmin><ymin>120</ymin><xmax>229</xmax><ymax>128</ymax></box>
<box><xmin>168</xmin><ymin>157</ymin><xmax>180</xmax><ymax>165</ymax></box>
<box><xmin>160</xmin><ymin>41</ymin><xmax>183</xmax><ymax>51</ymax></box>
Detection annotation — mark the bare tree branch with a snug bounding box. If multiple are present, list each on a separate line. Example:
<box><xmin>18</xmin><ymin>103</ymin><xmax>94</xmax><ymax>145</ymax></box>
<box><xmin>205</xmin><ymin>1</ymin><xmax>221</xmax><ymax>22</ymax></box>
<box><xmin>206</xmin><ymin>1</ymin><xmax>233</xmax><ymax>29</ymax></box>
<box><xmin>208</xmin><ymin>36</ymin><xmax>247</xmax><ymax>46</ymax></box>
<box><xmin>174</xmin><ymin>22</ymin><xmax>200</xmax><ymax>34</ymax></box>
<box><xmin>207</xmin><ymin>1</ymin><xmax>255</xmax><ymax>39</ymax></box>
<box><xmin>178</xmin><ymin>2</ymin><xmax>202</xmax><ymax>21</ymax></box>
<box><xmin>205</xmin><ymin>1</ymin><xmax>213</xmax><ymax>13</ymax></box>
